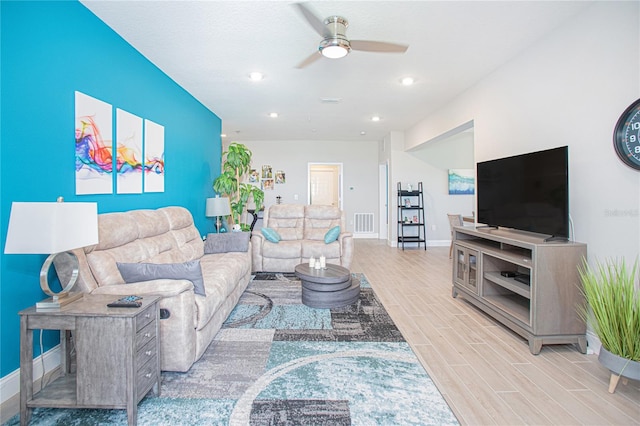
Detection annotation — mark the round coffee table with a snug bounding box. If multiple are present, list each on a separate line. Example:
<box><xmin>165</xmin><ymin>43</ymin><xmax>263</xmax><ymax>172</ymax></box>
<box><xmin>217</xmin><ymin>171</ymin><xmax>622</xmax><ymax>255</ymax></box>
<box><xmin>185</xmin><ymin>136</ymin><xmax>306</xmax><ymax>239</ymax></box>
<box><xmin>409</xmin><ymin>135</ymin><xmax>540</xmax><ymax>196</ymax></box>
<box><xmin>294</xmin><ymin>263</ymin><xmax>360</xmax><ymax>308</ymax></box>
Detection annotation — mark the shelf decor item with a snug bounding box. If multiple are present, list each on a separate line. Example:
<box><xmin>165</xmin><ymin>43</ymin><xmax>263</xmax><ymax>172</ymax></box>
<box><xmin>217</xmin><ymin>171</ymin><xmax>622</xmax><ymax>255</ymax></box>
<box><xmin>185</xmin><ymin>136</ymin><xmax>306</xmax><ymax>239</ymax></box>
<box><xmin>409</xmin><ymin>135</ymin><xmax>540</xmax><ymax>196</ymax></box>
<box><xmin>578</xmin><ymin>257</ymin><xmax>640</xmax><ymax>393</ymax></box>
<box><xmin>213</xmin><ymin>142</ymin><xmax>264</xmax><ymax>231</ymax></box>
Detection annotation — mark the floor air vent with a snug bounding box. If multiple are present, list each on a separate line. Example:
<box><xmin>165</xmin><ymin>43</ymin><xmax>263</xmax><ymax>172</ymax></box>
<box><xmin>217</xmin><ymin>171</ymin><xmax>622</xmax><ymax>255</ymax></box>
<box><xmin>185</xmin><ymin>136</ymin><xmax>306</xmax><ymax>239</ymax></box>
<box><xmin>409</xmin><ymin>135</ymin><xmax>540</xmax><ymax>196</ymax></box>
<box><xmin>354</xmin><ymin>213</ymin><xmax>374</xmax><ymax>234</ymax></box>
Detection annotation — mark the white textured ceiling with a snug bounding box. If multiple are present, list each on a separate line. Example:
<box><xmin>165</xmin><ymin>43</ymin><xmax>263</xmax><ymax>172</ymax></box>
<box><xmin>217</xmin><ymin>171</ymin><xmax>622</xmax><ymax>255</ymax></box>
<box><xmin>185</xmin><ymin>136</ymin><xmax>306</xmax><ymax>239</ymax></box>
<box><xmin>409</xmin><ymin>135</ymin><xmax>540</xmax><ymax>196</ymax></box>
<box><xmin>81</xmin><ymin>1</ymin><xmax>591</xmax><ymax>142</ymax></box>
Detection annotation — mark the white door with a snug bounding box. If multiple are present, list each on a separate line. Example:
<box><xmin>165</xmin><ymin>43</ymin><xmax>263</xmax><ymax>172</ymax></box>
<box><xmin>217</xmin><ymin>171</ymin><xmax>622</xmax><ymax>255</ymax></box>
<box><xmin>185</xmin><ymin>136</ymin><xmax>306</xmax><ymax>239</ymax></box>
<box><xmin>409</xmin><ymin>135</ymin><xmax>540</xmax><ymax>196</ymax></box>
<box><xmin>308</xmin><ymin>163</ymin><xmax>342</xmax><ymax>207</ymax></box>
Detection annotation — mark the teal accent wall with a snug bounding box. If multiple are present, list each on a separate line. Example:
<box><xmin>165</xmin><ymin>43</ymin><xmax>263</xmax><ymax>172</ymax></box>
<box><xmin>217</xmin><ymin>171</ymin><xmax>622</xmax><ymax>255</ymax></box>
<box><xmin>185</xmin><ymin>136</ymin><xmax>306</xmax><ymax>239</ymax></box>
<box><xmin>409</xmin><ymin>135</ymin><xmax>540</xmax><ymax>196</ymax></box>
<box><xmin>0</xmin><ymin>1</ymin><xmax>222</xmax><ymax>377</ymax></box>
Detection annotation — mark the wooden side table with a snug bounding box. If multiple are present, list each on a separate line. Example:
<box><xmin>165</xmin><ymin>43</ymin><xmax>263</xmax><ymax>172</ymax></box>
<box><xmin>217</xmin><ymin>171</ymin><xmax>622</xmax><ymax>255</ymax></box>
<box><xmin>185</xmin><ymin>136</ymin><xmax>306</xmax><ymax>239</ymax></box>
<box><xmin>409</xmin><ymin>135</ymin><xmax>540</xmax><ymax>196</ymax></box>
<box><xmin>19</xmin><ymin>294</ymin><xmax>161</xmax><ymax>426</ymax></box>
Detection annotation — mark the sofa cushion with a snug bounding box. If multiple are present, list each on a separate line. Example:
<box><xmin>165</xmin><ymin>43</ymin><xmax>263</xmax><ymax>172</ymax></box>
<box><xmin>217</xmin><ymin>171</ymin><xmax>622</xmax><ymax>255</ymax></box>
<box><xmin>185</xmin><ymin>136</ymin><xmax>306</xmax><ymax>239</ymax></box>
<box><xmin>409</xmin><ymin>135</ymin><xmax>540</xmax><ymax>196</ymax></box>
<box><xmin>196</xmin><ymin>251</ymin><xmax>251</xmax><ymax>330</ymax></box>
<box><xmin>263</xmin><ymin>240</ymin><xmax>301</xmax><ymax>258</ymax></box>
<box><xmin>161</xmin><ymin>206</ymin><xmax>205</xmax><ymax>261</ymax></box>
<box><xmin>303</xmin><ymin>205</ymin><xmax>343</xmax><ymax>240</ymax></box>
<box><xmin>266</xmin><ymin>204</ymin><xmax>305</xmax><ymax>240</ymax></box>
<box><xmin>324</xmin><ymin>226</ymin><xmax>341</xmax><ymax>243</ymax></box>
<box><xmin>301</xmin><ymin>240</ymin><xmax>341</xmax><ymax>259</ymax></box>
<box><xmin>261</xmin><ymin>227</ymin><xmax>281</xmax><ymax>243</ymax></box>
<box><xmin>117</xmin><ymin>260</ymin><xmax>206</xmax><ymax>296</ymax></box>
<box><xmin>205</xmin><ymin>232</ymin><xmax>251</xmax><ymax>253</ymax></box>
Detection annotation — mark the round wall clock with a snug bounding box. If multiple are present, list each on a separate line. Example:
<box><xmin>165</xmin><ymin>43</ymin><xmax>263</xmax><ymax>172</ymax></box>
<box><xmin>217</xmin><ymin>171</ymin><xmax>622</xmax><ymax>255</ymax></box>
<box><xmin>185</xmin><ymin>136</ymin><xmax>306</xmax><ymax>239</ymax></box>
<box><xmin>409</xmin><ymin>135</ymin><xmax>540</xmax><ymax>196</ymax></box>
<box><xmin>613</xmin><ymin>98</ymin><xmax>640</xmax><ymax>170</ymax></box>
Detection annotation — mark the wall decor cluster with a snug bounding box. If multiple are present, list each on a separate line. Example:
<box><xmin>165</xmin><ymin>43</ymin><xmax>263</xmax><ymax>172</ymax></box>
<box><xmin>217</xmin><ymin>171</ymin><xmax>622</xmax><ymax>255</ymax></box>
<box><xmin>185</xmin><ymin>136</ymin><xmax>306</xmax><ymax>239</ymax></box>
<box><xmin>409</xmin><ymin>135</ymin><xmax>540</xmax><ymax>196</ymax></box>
<box><xmin>75</xmin><ymin>91</ymin><xmax>165</xmax><ymax>195</ymax></box>
<box><xmin>448</xmin><ymin>169</ymin><xmax>474</xmax><ymax>195</ymax></box>
<box><xmin>249</xmin><ymin>165</ymin><xmax>286</xmax><ymax>191</ymax></box>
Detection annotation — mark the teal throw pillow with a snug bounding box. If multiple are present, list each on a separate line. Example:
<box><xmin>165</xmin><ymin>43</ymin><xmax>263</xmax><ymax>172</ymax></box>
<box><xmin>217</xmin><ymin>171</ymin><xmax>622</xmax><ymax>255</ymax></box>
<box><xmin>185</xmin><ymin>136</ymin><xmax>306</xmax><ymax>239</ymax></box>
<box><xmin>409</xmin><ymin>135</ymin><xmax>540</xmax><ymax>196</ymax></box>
<box><xmin>261</xmin><ymin>227</ymin><xmax>281</xmax><ymax>243</ymax></box>
<box><xmin>324</xmin><ymin>226</ymin><xmax>341</xmax><ymax>244</ymax></box>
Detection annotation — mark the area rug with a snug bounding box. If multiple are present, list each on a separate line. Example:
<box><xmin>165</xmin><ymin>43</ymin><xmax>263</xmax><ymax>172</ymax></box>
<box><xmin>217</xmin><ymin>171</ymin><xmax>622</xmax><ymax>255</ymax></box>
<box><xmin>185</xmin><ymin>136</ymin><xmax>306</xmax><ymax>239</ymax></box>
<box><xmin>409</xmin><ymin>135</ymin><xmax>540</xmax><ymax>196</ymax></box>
<box><xmin>5</xmin><ymin>273</ymin><xmax>459</xmax><ymax>426</ymax></box>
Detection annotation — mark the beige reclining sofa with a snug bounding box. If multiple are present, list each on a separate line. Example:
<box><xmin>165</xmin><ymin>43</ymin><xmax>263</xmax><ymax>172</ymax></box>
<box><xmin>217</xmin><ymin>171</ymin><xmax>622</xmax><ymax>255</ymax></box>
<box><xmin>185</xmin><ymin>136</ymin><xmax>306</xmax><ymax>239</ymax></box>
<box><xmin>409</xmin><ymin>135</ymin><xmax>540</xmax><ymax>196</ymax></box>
<box><xmin>251</xmin><ymin>204</ymin><xmax>354</xmax><ymax>272</ymax></box>
<box><xmin>69</xmin><ymin>206</ymin><xmax>252</xmax><ymax>372</ymax></box>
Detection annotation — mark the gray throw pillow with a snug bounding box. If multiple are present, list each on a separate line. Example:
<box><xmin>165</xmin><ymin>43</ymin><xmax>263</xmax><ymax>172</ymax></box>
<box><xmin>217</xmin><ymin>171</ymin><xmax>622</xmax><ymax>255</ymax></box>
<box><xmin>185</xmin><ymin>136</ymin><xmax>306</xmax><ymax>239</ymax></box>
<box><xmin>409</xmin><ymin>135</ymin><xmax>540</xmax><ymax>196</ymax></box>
<box><xmin>117</xmin><ymin>260</ymin><xmax>206</xmax><ymax>296</ymax></box>
<box><xmin>204</xmin><ymin>232</ymin><xmax>250</xmax><ymax>254</ymax></box>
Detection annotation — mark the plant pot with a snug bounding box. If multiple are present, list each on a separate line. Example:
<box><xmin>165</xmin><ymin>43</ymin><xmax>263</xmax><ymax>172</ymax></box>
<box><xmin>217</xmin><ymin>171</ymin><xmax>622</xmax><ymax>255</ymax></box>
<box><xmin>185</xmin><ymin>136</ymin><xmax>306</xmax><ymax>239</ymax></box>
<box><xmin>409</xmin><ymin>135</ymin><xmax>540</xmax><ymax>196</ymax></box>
<box><xmin>598</xmin><ymin>346</ymin><xmax>640</xmax><ymax>393</ymax></box>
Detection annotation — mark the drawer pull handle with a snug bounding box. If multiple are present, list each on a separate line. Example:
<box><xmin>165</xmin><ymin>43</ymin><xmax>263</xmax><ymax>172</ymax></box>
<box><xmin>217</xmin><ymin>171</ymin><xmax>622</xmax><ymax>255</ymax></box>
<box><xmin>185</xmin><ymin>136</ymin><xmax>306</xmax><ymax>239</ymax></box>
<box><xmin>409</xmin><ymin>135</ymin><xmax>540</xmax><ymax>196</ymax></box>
<box><xmin>144</xmin><ymin>332</ymin><xmax>151</xmax><ymax>338</ymax></box>
<box><xmin>145</xmin><ymin>350</ymin><xmax>152</xmax><ymax>356</ymax></box>
<box><xmin>145</xmin><ymin>373</ymin><xmax>152</xmax><ymax>378</ymax></box>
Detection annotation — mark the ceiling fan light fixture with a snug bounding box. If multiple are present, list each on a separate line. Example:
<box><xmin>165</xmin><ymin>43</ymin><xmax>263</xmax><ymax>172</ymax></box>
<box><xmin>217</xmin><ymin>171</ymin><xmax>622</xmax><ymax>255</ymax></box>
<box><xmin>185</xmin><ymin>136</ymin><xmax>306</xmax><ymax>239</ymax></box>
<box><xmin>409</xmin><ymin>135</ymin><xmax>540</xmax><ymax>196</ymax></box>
<box><xmin>320</xmin><ymin>37</ymin><xmax>350</xmax><ymax>59</ymax></box>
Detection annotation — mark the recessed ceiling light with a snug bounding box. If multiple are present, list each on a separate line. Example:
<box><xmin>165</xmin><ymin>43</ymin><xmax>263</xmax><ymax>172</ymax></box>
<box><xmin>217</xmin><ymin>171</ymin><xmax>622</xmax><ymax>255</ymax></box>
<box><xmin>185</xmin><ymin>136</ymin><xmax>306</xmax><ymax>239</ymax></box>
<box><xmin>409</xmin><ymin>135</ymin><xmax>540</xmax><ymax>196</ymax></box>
<box><xmin>401</xmin><ymin>77</ymin><xmax>415</xmax><ymax>86</ymax></box>
<box><xmin>249</xmin><ymin>72</ymin><xmax>264</xmax><ymax>81</ymax></box>
<box><xmin>269</xmin><ymin>112</ymin><xmax>278</xmax><ymax>118</ymax></box>
<box><xmin>371</xmin><ymin>116</ymin><xmax>381</xmax><ymax>122</ymax></box>
<box><xmin>360</xmin><ymin>131</ymin><xmax>366</xmax><ymax>135</ymax></box>
<box><xmin>220</xmin><ymin>133</ymin><xmax>227</xmax><ymax>138</ymax></box>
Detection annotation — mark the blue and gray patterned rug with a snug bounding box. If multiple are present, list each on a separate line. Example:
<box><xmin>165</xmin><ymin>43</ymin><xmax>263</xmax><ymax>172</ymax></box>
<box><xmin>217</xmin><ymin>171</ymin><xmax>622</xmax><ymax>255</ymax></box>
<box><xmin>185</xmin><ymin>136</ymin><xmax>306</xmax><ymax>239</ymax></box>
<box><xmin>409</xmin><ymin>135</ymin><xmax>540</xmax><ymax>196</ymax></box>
<box><xmin>6</xmin><ymin>273</ymin><xmax>458</xmax><ymax>425</ymax></box>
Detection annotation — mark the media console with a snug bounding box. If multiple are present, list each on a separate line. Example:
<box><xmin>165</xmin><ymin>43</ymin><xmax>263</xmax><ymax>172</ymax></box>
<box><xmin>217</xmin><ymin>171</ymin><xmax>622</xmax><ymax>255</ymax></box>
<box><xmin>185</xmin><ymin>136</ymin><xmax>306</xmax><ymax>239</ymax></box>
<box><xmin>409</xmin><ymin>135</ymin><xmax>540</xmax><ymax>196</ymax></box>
<box><xmin>452</xmin><ymin>226</ymin><xmax>587</xmax><ymax>354</ymax></box>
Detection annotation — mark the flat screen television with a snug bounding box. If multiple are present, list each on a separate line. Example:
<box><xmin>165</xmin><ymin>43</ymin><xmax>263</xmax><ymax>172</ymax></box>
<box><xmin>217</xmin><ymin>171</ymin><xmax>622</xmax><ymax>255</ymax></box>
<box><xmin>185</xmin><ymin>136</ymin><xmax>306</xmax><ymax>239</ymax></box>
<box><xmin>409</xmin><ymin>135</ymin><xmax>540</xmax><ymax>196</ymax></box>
<box><xmin>476</xmin><ymin>146</ymin><xmax>569</xmax><ymax>240</ymax></box>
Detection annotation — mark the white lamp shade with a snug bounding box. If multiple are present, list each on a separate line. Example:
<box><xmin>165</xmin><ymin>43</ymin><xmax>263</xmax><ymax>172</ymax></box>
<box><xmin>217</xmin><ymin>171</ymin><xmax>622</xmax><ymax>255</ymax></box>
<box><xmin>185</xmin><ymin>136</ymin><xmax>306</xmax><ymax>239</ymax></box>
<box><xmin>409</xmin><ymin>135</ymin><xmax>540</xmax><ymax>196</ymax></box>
<box><xmin>4</xmin><ymin>202</ymin><xmax>99</xmax><ymax>254</ymax></box>
<box><xmin>206</xmin><ymin>197</ymin><xmax>231</xmax><ymax>217</ymax></box>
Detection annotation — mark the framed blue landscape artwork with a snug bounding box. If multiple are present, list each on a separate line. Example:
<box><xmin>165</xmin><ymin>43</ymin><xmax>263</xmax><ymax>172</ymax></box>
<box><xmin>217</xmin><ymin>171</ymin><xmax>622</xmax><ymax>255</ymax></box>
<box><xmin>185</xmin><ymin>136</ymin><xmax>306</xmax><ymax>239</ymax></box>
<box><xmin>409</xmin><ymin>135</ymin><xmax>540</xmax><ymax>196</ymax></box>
<box><xmin>448</xmin><ymin>169</ymin><xmax>475</xmax><ymax>195</ymax></box>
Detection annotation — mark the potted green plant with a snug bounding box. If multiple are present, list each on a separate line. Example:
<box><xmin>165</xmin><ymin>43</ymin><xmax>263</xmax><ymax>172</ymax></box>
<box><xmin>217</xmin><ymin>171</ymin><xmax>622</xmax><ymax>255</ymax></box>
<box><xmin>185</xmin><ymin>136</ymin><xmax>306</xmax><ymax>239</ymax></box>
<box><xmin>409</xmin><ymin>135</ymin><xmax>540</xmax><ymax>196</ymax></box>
<box><xmin>213</xmin><ymin>142</ymin><xmax>264</xmax><ymax>231</ymax></box>
<box><xmin>578</xmin><ymin>257</ymin><xmax>640</xmax><ymax>393</ymax></box>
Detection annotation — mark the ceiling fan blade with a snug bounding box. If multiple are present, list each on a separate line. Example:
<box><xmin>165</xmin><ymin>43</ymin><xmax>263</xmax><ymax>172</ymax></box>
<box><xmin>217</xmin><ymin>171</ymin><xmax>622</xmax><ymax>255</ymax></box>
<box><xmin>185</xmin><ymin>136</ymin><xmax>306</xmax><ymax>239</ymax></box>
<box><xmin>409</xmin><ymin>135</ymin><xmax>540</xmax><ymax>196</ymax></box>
<box><xmin>296</xmin><ymin>51</ymin><xmax>322</xmax><ymax>69</ymax></box>
<box><xmin>350</xmin><ymin>40</ymin><xmax>409</xmax><ymax>53</ymax></box>
<box><xmin>293</xmin><ymin>3</ymin><xmax>330</xmax><ymax>38</ymax></box>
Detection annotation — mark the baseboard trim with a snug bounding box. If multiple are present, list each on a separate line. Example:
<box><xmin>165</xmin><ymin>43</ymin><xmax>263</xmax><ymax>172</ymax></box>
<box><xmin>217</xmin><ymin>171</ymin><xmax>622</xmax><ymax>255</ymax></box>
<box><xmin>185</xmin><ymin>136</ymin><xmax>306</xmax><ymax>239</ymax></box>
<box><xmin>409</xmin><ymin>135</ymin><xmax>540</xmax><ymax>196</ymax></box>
<box><xmin>353</xmin><ymin>232</ymin><xmax>379</xmax><ymax>239</ymax></box>
<box><xmin>0</xmin><ymin>345</ymin><xmax>61</xmax><ymax>422</ymax></box>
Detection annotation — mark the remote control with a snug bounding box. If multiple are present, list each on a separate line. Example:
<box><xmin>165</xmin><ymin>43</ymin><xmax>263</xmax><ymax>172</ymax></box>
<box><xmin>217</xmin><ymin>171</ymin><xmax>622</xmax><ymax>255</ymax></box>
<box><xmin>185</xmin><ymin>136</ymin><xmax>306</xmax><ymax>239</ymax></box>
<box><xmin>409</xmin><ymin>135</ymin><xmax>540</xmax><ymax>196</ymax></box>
<box><xmin>107</xmin><ymin>299</ymin><xmax>141</xmax><ymax>308</ymax></box>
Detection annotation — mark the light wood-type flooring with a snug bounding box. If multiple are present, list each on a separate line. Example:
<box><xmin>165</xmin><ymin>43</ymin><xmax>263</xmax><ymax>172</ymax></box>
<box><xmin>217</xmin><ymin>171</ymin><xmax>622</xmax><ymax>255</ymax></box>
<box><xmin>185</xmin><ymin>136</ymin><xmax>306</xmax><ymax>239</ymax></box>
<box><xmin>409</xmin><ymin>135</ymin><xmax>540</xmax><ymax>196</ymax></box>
<box><xmin>350</xmin><ymin>239</ymin><xmax>640</xmax><ymax>425</ymax></box>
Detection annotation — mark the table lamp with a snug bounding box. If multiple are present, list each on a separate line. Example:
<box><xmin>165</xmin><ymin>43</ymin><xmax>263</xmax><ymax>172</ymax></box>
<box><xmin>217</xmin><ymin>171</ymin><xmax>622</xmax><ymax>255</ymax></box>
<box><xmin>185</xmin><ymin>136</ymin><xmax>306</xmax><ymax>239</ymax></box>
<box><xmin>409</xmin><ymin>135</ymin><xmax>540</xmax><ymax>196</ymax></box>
<box><xmin>4</xmin><ymin>198</ymin><xmax>99</xmax><ymax>311</ymax></box>
<box><xmin>206</xmin><ymin>196</ymin><xmax>231</xmax><ymax>233</ymax></box>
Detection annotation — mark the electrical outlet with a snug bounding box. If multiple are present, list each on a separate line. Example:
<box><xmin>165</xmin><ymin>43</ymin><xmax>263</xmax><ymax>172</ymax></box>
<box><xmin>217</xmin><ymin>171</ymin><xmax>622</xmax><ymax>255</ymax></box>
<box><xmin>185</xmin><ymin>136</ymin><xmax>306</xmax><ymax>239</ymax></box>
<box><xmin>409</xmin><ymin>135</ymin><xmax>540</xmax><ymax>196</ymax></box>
<box><xmin>294</xmin><ymin>194</ymin><xmax>298</xmax><ymax>200</ymax></box>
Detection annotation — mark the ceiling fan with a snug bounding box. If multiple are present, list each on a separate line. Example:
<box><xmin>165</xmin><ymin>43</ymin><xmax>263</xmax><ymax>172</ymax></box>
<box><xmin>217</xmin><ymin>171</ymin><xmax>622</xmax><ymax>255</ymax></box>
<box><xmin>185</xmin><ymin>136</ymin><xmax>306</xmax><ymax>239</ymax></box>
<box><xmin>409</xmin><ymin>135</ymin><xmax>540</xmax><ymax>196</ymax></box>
<box><xmin>294</xmin><ymin>3</ymin><xmax>409</xmax><ymax>68</ymax></box>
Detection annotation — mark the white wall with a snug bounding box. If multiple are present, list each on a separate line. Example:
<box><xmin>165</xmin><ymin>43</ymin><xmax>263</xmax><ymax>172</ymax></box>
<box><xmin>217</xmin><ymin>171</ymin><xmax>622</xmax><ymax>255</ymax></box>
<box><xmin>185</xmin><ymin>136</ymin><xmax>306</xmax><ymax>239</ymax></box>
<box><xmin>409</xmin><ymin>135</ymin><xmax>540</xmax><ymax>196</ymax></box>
<box><xmin>239</xmin><ymin>139</ymin><xmax>379</xmax><ymax>234</ymax></box>
<box><xmin>386</xmin><ymin>130</ymin><xmax>475</xmax><ymax>246</ymax></box>
<box><xmin>405</xmin><ymin>1</ymin><xmax>640</xmax><ymax>260</ymax></box>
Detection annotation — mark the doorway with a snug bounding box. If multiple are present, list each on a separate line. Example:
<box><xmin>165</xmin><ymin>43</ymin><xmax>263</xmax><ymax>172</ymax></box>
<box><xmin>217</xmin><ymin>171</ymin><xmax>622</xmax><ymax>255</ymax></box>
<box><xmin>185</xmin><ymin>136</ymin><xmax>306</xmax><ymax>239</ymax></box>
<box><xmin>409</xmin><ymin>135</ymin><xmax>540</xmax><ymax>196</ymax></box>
<box><xmin>308</xmin><ymin>163</ymin><xmax>342</xmax><ymax>208</ymax></box>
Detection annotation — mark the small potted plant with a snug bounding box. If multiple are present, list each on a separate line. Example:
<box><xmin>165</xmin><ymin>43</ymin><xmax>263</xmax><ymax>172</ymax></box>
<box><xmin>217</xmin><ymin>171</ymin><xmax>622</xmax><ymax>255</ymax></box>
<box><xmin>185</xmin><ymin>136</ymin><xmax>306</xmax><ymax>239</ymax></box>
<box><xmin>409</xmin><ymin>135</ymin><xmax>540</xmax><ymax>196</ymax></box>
<box><xmin>578</xmin><ymin>257</ymin><xmax>640</xmax><ymax>393</ymax></box>
<box><xmin>213</xmin><ymin>142</ymin><xmax>264</xmax><ymax>231</ymax></box>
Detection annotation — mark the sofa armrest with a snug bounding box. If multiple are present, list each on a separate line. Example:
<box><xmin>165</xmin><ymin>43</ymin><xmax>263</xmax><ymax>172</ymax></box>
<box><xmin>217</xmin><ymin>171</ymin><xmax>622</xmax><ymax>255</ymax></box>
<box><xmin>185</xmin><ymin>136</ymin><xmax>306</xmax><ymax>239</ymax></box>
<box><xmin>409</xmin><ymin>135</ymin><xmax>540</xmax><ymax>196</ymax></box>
<box><xmin>338</xmin><ymin>232</ymin><xmax>354</xmax><ymax>269</ymax></box>
<box><xmin>251</xmin><ymin>232</ymin><xmax>265</xmax><ymax>272</ymax></box>
<box><xmin>90</xmin><ymin>279</ymin><xmax>194</xmax><ymax>298</ymax></box>
<box><xmin>338</xmin><ymin>231</ymin><xmax>353</xmax><ymax>241</ymax></box>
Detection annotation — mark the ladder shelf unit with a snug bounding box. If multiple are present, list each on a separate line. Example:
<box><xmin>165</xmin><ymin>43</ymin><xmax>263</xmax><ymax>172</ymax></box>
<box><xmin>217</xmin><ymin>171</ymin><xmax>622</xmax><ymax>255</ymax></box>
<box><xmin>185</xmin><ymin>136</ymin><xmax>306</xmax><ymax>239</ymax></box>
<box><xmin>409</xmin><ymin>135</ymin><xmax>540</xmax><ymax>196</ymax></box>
<box><xmin>397</xmin><ymin>182</ymin><xmax>426</xmax><ymax>250</ymax></box>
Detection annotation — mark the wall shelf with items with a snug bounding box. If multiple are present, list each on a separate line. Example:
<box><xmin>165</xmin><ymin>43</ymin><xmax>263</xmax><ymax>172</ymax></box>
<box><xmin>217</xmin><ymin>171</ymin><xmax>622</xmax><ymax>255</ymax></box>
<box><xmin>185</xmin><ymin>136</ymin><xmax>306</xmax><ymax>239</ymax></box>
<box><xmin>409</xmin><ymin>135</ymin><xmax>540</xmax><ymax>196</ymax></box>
<box><xmin>452</xmin><ymin>226</ymin><xmax>587</xmax><ymax>354</ymax></box>
<box><xmin>397</xmin><ymin>182</ymin><xmax>426</xmax><ymax>250</ymax></box>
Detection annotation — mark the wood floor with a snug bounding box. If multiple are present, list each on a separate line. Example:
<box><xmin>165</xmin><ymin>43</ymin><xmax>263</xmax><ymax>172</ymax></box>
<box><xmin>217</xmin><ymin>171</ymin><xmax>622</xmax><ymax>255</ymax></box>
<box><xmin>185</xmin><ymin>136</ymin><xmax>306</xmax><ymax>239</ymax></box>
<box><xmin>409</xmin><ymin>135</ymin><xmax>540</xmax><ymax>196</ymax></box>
<box><xmin>350</xmin><ymin>239</ymin><xmax>640</xmax><ymax>426</ymax></box>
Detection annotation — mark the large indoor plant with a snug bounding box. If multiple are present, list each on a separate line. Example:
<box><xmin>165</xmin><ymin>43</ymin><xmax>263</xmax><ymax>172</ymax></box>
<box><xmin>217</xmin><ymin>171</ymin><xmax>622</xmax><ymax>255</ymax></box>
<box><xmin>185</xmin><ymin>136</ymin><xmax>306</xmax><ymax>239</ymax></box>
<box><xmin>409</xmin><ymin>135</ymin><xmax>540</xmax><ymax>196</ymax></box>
<box><xmin>578</xmin><ymin>257</ymin><xmax>640</xmax><ymax>393</ymax></box>
<box><xmin>213</xmin><ymin>142</ymin><xmax>264</xmax><ymax>231</ymax></box>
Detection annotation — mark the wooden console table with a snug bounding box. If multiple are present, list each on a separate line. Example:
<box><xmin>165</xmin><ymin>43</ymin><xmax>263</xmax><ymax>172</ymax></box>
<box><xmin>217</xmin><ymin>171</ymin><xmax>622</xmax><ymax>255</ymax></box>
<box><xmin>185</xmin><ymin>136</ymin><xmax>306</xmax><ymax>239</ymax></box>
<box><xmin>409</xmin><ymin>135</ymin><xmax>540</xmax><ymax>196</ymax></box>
<box><xmin>19</xmin><ymin>294</ymin><xmax>161</xmax><ymax>425</ymax></box>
